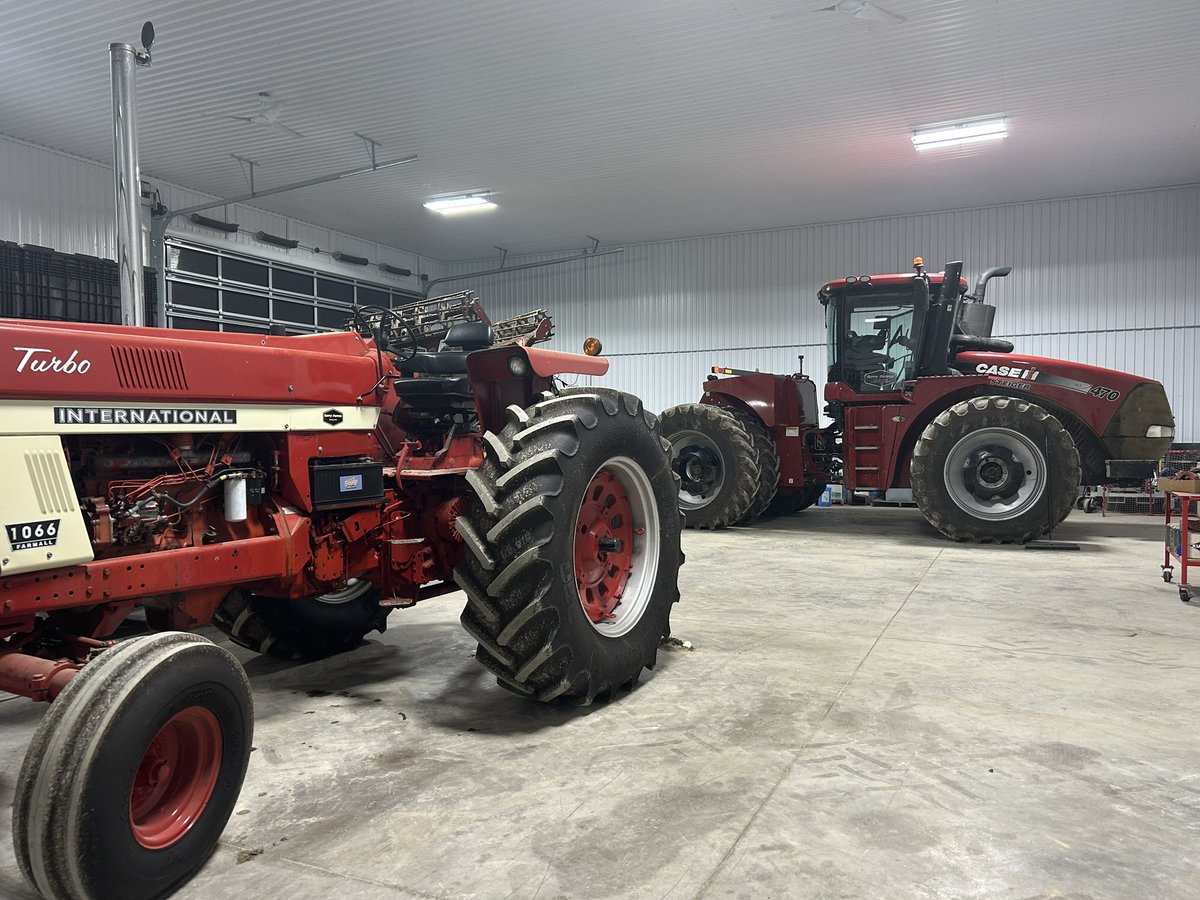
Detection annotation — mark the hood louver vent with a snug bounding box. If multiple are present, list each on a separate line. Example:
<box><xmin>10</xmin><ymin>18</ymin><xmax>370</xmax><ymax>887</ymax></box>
<box><xmin>111</xmin><ymin>346</ymin><xmax>189</xmax><ymax>391</ymax></box>
<box><xmin>25</xmin><ymin>449</ymin><xmax>74</xmax><ymax>515</ymax></box>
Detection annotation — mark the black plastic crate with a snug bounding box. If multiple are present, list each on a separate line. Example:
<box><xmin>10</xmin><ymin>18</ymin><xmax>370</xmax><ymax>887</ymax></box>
<box><xmin>0</xmin><ymin>242</ymin><xmax>157</xmax><ymax>325</ymax></box>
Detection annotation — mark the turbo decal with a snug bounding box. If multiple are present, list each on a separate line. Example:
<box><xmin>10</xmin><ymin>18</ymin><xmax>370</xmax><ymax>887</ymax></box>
<box><xmin>13</xmin><ymin>347</ymin><xmax>92</xmax><ymax>374</ymax></box>
<box><xmin>54</xmin><ymin>407</ymin><xmax>237</xmax><ymax>425</ymax></box>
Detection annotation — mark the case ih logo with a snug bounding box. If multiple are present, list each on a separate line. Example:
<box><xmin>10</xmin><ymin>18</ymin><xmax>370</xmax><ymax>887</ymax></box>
<box><xmin>6</xmin><ymin>519</ymin><xmax>60</xmax><ymax>552</ymax></box>
<box><xmin>13</xmin><ymin>346</ymin><xmax>92</xmax><ymax>374</ymax></box>
<box><xmin>323</xmin><ymin>409</ymin><xmax>344</xmax><ymax>425</ymax></box>
<box><xmin>976</xmin><ymin>363</ymin><xmax>1040</xmax><ymax>381</ymax></box>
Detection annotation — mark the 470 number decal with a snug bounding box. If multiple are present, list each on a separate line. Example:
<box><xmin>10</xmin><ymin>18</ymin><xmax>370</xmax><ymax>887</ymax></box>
<box><xmin>5</xmin><ymin>519</ymin><xmax>60</xmax><ymax>551</ymax></box>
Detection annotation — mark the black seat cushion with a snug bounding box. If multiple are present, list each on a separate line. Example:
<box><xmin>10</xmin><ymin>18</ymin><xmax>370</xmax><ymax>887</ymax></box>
<box><xmin>445</xmin><ymin>322</ymin><xmax>494</xmax><ymax>351</ymax></box>
<box><xmin>394</xmin><ymin>375</ymin><xmax>474</xmax><ymax>404</ymax></box>
<box><xmin>402</xmin><ymin>351</ymin><xmax>471</xmax><ymax>375</ymax></box>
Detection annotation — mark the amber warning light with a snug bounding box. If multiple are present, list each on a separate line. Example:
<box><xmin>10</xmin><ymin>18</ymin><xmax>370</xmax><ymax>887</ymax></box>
<box><xmin>582</xmin><ymin>337</ymin><xmax>603</xmax><ymax>356</ymax></box>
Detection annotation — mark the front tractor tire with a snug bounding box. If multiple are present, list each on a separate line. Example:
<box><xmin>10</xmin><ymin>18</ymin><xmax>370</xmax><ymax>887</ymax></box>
<box><xmin>910</xmin><ymin>395</ymin><xmax>1081</xmax><ymax>543</ymax></box>
<box><xmin>13</xmin><ymin>633</ymin><xmax>253</xmax><ymax>900</ymax></box>
<box><xmin>454</xmin><ymin>390</ymin><xmax>683</xmax><ymax>705</ymax></box>
<box><xmin>213</xmin><ymin>580</ymin><xmax>391</xmax><ymax>660</ymax></box>
<box><xmin>660</xmin><ymin>403</ymin><xmax>760</xmax><ymax>529</ymax></box>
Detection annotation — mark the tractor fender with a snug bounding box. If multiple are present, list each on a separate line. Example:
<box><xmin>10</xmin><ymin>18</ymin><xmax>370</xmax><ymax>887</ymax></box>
<box><xmin>700</xmin><ymin>391</ymin><xmax>760</xmax><ymax>424</ymax></box>
<box><xmin>699</xmin><ymin>372</ymin><xmax>805</xmax><ymax>429</ymax></box>
<box><xmin>465</xmin><ymin>345</ymin><xmax>609</xmax><ymax>435</ymax></box>
<box><xmin>523</xmin><ymin>346</ymin><xmax>609</xmax><ymax>378</ymax></box>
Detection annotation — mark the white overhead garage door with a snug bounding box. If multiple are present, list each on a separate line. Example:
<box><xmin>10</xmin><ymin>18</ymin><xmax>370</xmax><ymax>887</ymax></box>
<box><xmin>164</xmin><ymin>238</ymin><xmax>420</xmax><ymax>335</ymax></box>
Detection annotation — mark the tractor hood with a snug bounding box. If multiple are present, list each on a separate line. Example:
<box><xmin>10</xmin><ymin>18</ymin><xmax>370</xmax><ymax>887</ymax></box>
<box><xmin>955</xmin><ymin>350</ymin><xmax>1175</xmax><ymax>462</ymax></box>
<box><xmin>954</xmin><ymin>351</ymin><xmax>1156</xmax><ymax>400</ymax></box>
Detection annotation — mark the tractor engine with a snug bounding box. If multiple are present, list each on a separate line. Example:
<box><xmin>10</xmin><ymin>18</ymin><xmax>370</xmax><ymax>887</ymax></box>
<box><xmin>72</xmin><ymin>434</ymin><xmax>261</xmax><ymax>553</ymax></box>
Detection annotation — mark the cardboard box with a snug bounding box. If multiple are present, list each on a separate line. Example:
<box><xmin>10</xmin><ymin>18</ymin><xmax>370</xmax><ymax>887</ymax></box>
<box><xmin>1158</xmin><ymin>477</ymin><xmax>1200</xmax><ymax>494</ymax></box>
<box><xmin>1167</xmin><ymin>520</ymin><xmax>1200</xmax><ymax>559</ymax></box>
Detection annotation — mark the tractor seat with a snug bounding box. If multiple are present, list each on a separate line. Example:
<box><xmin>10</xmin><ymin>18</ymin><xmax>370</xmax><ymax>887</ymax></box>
<box><xmin>397</xmin><ymin>322</ymin><xmax>495</xmax><ymax>376</ymax></box>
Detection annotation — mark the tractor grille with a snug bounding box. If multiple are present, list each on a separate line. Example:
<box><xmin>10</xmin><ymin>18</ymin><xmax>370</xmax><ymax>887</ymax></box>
<box><xmin>25</xmin><ymin>449</ymin><xmax>74</xmax><ymax>515</ymax></box>
<box><xmin>111</xmin><ymin>345</ymin><xmax>189</xmax><ymax>391</ymax></box>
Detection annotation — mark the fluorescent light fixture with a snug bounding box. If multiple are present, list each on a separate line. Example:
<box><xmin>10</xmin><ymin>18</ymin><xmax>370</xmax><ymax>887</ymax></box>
<box><xmin>423</xmin><ymin>193</ymin><xmax>497</xmax><ymax>214</ymax></box>
<box><xmin>912</xmin><ymin>116</ymin><xmax>1007</xmax><ymax>151</ymax></box>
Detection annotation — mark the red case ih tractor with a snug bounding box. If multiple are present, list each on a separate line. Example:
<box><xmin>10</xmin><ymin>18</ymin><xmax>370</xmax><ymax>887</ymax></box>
<box><xmin>662</xmin><ymin>259</ymin><xmax>1175</xmax><ymax>542</ymax></box>
<box><xmin>0</xmin><ymin>295</ymin><xmax>682</xmax><ymax>899</ymax></box>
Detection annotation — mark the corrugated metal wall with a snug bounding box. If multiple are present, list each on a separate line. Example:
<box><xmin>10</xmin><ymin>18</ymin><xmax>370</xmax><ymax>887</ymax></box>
<box><xmin>450</xmin><ymin>185</ymin><xmax>1200</xmax><ymax>440</ymax></box>
<box><xmin>0</xmin><ymin>133</ymin><xmax>443</xmax><ymax>288</ymax></box>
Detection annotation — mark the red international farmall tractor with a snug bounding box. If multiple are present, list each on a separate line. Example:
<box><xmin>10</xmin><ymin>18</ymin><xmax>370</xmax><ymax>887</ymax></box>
<box><xmin>662</xmin><ymin>259</ymin><xmax>1175</xmax><ymax>542</ymax></box>
<box><xmin>0</xmin><ymin>292</ymin><xmax>682</xmax><ymax>899</ymax></box>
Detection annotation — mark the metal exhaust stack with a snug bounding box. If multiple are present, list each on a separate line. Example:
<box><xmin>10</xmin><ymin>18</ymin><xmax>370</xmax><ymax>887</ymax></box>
<box><xmin>109</xmin><ymin>22</ymin><xmax>154</xmax><ymax>327</ymax></box>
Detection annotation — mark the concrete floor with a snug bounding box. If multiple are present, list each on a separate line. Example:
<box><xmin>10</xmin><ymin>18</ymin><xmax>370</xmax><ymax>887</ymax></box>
<box><xmin>2</xmin><ymin>506</ymin><xmax>1199</xmax><ymax>899</ymax></box>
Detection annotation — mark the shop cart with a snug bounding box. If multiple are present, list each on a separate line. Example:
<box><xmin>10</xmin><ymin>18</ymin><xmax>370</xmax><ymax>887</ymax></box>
<box><xmin>1162</xmin><ymin>489</ymin><xmax>1200</xmax><ymax>602</ymax></box>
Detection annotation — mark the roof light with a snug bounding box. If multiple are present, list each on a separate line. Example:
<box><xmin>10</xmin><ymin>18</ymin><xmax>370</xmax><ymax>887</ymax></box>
<box><xmin>423</xmin><ymin>193</ymin><xmax>497</xmax><ymax>214</ymax></box>
<box><xmin>912</xmin><ymin>117</ymin><xmax>1007</xmax><ymax>151</ymax></box>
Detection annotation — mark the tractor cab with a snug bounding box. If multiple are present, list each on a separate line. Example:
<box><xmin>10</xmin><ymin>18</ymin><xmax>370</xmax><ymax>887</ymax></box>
<box><xmin>820</xmin><ymin>259</ymin><xmax>1013</xmax><ymax>395</ymax></box>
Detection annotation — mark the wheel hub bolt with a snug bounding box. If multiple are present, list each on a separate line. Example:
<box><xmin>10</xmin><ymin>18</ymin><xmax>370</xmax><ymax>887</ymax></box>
<box><xmin>598</xmin><ymin>536</ymin><xmax>622</xmax><ymax>554</ymax></box>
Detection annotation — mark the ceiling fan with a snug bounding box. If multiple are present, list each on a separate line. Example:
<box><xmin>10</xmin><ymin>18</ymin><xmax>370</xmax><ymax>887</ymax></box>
<box><xmin>220</xmin><ymin>92</ymin><xmax>306</xmax><ymax>139</ymax></box>
<box><xmin>773</xmin><ymin>1</ymin><xmax>907</xmax><ymax>24</ymax></box>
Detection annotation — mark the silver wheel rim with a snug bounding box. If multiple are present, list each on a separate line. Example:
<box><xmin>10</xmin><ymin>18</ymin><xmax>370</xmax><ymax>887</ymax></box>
<box><xmin>943</xmin><ymin>427</ymin><xmax>1047</xmax><ymax>520</ymax></box>
<box><xmin>669</xmin><ymin>430</ymin><xmax>724</xmax><ymax>510</ymax></box>
<box><xmin>574</xmin><ymin>456</ymin><xmax>661</xmax><ymax>639</ymax></box>
<box><xmin>314</xmin><ymin>578</ymin><xmax>372</xmax><ymax>605</ymax></box>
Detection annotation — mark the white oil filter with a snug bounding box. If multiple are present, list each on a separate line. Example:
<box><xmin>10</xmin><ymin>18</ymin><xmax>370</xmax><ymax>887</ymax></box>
<box><xmin>224</xmin><ymin>474</ymin><xmax>247</xmax><ymax>523</ymax></box>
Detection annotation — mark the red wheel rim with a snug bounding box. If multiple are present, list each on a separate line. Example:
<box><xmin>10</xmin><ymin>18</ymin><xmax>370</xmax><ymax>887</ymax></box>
<box><xmin>129</xmin><ymin>706</ymin><xmax>223</xmax><ymax>850</ymax></box>
<box><xmin>575</xmin><ymin>468</ymin><xmax>636</xmax><ymax>623</ymax></box>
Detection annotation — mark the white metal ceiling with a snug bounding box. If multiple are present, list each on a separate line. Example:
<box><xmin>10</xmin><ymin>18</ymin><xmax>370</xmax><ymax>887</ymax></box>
<box><xmin>1</xmin><ymin>0</ymin><xmax>1198</xmax><ymax>260</ymax></box>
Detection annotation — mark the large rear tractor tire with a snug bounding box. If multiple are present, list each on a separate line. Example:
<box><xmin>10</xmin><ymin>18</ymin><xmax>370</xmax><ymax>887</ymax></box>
<box><xmin>13</xmin><ymin>633</ymin><xmax>253</xmax><ymax>900</ymax></box>
<box><xmin>455</xmin><ymin>390</ymin><xmax>683</xmax><ymax>705</ymax></box>
<box><xmin>212</xmin><ymin>580</ymin><xmax>390</xmax><ymax>660</ymax></box>
<box><xmin>728</xmin><ymin>409</ymin><xmax>779</xmax><ymax>522</ymax></box>
<box><xmin>910</xmin><ymin>395</ymin><xmax>1080</xmax><ymax>543</ymax></box>
<box><xmin>660</xmin><ymin>403</ymin><xmax>759</xmax><ymax>529</ymax></box>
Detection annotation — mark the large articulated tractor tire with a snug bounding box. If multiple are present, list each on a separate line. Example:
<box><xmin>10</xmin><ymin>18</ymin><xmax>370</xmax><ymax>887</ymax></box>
<box><xmin>910</xmin><ymin>395</ymin><xmax>1081</xmax><ymax>543</ymax></box>
<box><xmin>659</xmin><ymin>403</ymin><xmax>762</xmax><ymax>529</ymax></box>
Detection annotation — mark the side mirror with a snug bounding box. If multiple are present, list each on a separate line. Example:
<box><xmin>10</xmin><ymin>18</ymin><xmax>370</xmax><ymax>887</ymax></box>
<box><xmin>141</xmin><ymin>21</ymin><xmax>155</xmax><ymax>51</ymax></box>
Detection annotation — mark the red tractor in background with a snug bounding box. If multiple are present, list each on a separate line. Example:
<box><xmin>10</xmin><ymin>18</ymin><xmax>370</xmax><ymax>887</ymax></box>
<box><xmin>662</xmin><ymin>259</ymin><xmax>1175</xmax><ymax>543</ymax></box>
<box><xmin>0</xmin><ymin>293</ymin><xmax>682</xmax><ymax>900</ymax></box>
